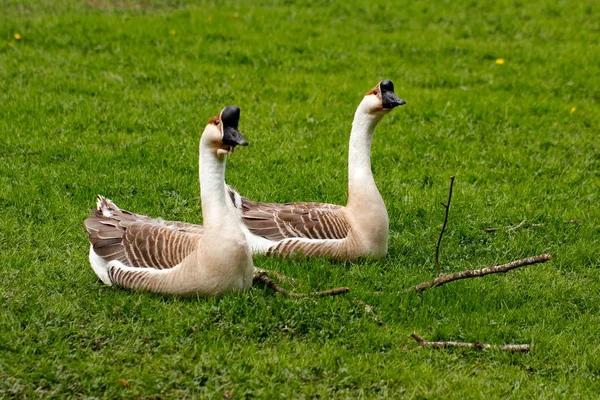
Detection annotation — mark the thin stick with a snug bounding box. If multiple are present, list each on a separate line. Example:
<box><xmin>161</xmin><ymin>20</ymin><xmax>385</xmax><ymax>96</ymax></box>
<box><xmin>411</xmin><ymin>333</ymin><xmax>530</xmax><ymax>352</ymax></box>
<box><xmin>252</xmin><ymin>272</ymin><xmax>349</xmax><ymax>298</ymax></box>
<box><xmin>484</xmin><ymin>220</ymin><xmax>545</xmax><ymax>233</ymax></box>
<box><xmin>411</xmin><ymin>253</ymin><xmax>551</xmax><ymax>292</ymax></box>
<box><xmin>507</xmin><ymin>219</ymin><xmax>527</xmax><ymax>232</ymax></box>
<box><xmin>435</xmin><ymin>176</ymin><xmax>455</xmax><ymax>275</ymax></box>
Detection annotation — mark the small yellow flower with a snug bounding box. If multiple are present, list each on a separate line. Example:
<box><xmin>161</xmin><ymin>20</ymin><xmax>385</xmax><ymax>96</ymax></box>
<box><xmin>169</xmin><ymin>29</ymin><xmax>176</xmax><ymax>36</ymax></box>
<box><xmin>14</xmin><ymin>33</ymin><xmax>21</xmax><ymax>40</ymax></box>
<box><xmin>495</xmin><ymin>58</ymin><xmax>504</xmax><ymax>65</ymax></box>
<box><xmin>570</xmin><ymin>107</ymin><xmax>576</xmax><ymax>114</ymax></box>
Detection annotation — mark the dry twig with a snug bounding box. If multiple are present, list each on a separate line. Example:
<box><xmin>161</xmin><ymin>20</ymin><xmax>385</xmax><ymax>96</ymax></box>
<box><xmin>507</xmin><ymin>219</ymin><xmax>527</xmax><ymax>232</ymax></box>
<box><xmin>435</xmin><ymin>176</ymin><xmax>455</xmax><ymax>275</ymax></box>
<box><xmin>411</xmin><ymin>253</ymin><xmax>552</xmax><ymax>292</ymax></box>
<box><xmin>484</xmin><ymin>219</ymin><xmax>546</xmax><ymax>233</ymax></box>
<box><xmin>411</xmin><ymin>333</ymin><xmax>530</xmax><ymax>352</ymax></box>
<box><xmin>252</xmin><ymin>272</ymin><xmax>349</xmax><ymax>298</ymax></box>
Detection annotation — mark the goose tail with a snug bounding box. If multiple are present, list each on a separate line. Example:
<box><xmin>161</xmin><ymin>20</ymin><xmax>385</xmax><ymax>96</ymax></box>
<box><xmin>92</xmin><ymin>195</ymin><xmax>121</xmax><ymax>217</ymax></box>
<box><xmin>84</xmin><ymin>195</ymin><xmax>126</xmax><ymax>285</ymax></box>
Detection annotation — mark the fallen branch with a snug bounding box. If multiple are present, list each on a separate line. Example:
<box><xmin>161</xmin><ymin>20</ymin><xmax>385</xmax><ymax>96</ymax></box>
<box><xmin>411</xmin><ymin>333</ymin><xmax>530</xmax><ymax>352</ymax></box>
<box><xmin>484</xmin><ymin>219</ymin><xmax>545</xmax><ymax>233</ymax></box>
<box><xmin>252</xmin><ymin>272</ymin><xmax>349</xmax><ymax>298</ymax></box>
<box><xmin>411</xmin><ymin>253</ymin><xmax>552</xmax><ymax>292</ymax></box>
<box><xmin>254</xmin><ymin>267</ymin><xmax>296</xmax><ymax>284</ymax></box>
<box><xmin>507</xmin><ymin>218</ymin><xmax>527</xmax><ymax>232</ymax></box>
<box><xmin>435</xmin><ymin>176</ymin><xmax>455</xmax><ymax>275</ymax></box>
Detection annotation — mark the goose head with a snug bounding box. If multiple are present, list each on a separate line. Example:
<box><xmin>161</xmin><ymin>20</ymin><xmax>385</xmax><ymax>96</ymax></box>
<box><xmin>204</xmin><ymin>105</ymin><xmax>249</xmax><ymax>156</ymax></box>
<box><xmin>362</xmin><ymin>79</ymin><xmax>406</xmax><ymax>114</ymax></box>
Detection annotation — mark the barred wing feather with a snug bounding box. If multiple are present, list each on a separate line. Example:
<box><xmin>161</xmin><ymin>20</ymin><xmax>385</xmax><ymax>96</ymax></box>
<box><xmin>85</xmin><ymin>208</ymin><xmax>199</xmax><ymax>270</ymax></box>
<box><xmin>241</xmin><ymin>201</ymin><xmax>350</xmax><ymax>241</ymax></box>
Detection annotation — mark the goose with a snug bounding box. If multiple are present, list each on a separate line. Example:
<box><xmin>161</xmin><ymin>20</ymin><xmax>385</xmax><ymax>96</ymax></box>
<box><xmin>84</xmin><ymin>106</ymin><xmax>254</xmax><ymax>296</ymax></box>
<box><xmin>228</xmin><ymin>80</ymin><xmax>406</xmax><ymax>260</ymax></box>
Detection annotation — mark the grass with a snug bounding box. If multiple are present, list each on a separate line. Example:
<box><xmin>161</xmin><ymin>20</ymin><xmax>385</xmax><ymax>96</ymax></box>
<box><xmin>1</xmin><ymin>0</ymin><xmax>599</xmax><ymax>397</ymax></box>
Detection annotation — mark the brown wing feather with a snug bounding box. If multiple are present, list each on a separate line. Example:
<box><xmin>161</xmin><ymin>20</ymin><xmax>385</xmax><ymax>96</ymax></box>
<box><xmin>158</xmin><ymin>220</ymin><xmax>204</xmax><ymax>235</ymax></box>
<box><xmin>92</xmin><ymin>196</ymin><xmax>205</xmax><ymax>236</ymax></box>
<box><xmin>85</xmin><ymin>208</ymin><xmax>199</xmax><ymax>270</ymax></box>
<box><xmin>241</xmin><ymin>199</ymin><xmax>350</xmax><ymax>241</ymax></box>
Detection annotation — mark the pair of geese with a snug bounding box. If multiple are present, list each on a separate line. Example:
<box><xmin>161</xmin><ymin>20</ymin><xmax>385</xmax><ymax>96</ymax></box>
<box><xmin>84</xmin><ymin>80</ymin><xmax>406</xmax><ymax>296</ymax></box>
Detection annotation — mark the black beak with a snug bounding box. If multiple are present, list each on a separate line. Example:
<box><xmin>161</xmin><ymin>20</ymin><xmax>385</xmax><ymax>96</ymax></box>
<box><xmin>380</xmin><ymin>79</ymin><xmax>406</xmax><ymax>109</ymax></box>
<box><xmin>221</xmin><ymin>105</ymin><xmax>249</xmax><ymax>147</ymax></box>
<box><xmin>223</xmin><ymin>127</ymin><xmax>248</xmax><ymax>147</ymax></box>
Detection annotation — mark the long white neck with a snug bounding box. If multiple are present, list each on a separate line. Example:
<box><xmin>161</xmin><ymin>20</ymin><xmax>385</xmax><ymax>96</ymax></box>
<box><xmin>347</xmin><ymin>101</ymin><xmax>385</xmax><ymax>206</ymax></box>
<box><xmin>199</xmin><ymin>139</ymin><xmax>236</xmax><ymax>230</ymax></box>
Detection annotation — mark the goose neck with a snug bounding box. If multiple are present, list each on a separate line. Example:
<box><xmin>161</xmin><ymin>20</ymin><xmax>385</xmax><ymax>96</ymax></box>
<box><xmin>199</xmin><ymin>141</ymin><xmax>233</xmax><ymax>229</ymax></box>
<box><xmin>348</xmin><ymin>106</ymin><xmax>383</xmax><ymax>187</ymax></box>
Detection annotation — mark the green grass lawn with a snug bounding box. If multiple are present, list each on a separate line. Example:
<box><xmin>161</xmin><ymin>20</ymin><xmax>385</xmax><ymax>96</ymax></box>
<box><xmin>1</xmin><ymin>0</ymin><xmax>599</xmax><ymax>397</ymax></box>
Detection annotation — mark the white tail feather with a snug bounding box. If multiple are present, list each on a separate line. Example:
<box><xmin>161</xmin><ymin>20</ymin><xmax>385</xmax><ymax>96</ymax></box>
<box><xmin>96</xmin><ymin>195</ymin><xmax>120</xmax><ymax>217</ymax></box>
<box><xmin>88</xmin><ymin>245</ymin><xmax>112</xmax><ymax>285</ymax></box>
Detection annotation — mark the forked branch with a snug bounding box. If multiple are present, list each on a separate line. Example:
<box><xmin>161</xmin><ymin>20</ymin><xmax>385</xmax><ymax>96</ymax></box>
<box><xmin>253</xmin><ymin>272</ymin><xmax>350</xmax><ymax>298</ymax></box>
<box><xmin>435</xmin><ymin>176</ymin><xmax>455</xmax><ymax>275</ymax></box>
<box><xmin>411</xmin><ymin>253</ymin><xmax>551</xmax><ymax>292</ymax></box>
<box><xmin>411</xmin><ymin>333</ymin><xmax>530</xmax><ymax>352</ymax></box>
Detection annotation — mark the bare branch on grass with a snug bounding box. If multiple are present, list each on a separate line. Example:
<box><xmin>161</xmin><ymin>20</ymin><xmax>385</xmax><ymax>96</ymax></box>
<box><xmin>252</xmin><ymin>272</ymin><xmax>349</xmax><ymax>298</ymax></box>
<box><xmin>254</xmin><ymin>268</ymin><xmax>296</xmax><ymax>284</ymax></box>
<box><xmin>484</xmin><ymin>219</ymin><xmax>528</xmax><ymax>233</ymax></box>
<box><xmin>507</xmin><ymin>219</ymin><xmax>527</xmax><ymax>232</ymax></box>
<box><xmin>411</xmin><ymin>333</ymin><xmax>530</xmax><ymax>352</ymax></box>
<box><xmin>484</xmin><ymin>219</ymin><xmax>547</xmax><ymax>233</ymax></box>
<box><xmin>411</xmin><ymin>253</ymin><xmax>552</xmax><ymax>292</ymax></box>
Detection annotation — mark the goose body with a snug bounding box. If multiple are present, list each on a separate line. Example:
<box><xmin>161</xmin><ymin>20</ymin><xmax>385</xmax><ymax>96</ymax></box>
<box><xmin>84</xmin><ymin>106</ymin><xmax>253</xmax><ymax>296</ymax></box>
<box><xmin>230</xmin><ymin>80</ymin><xmax>406</xmax><ymax>260</ymax></box>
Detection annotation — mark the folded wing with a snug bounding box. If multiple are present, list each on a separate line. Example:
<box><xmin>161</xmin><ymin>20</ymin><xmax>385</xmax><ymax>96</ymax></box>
<box><xmin>241</xmin><ymin>200</ymin><xmax>350</xmax><ymax>241</ymax></box>
<box><xmin>85</xmin><ymin>207</ymin><xmax>200</xmax><ymax>270</ymax></box>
